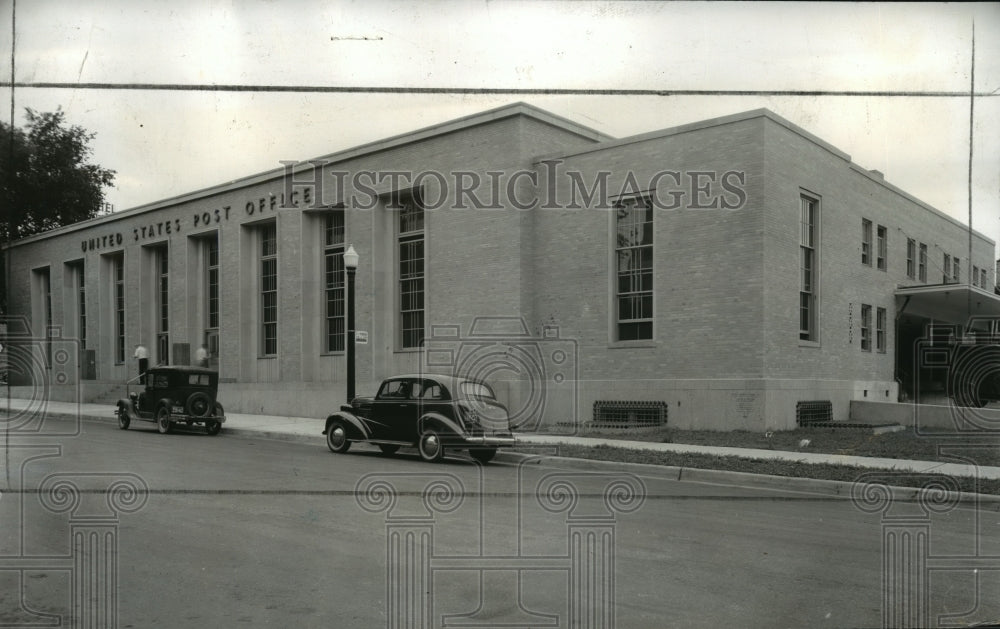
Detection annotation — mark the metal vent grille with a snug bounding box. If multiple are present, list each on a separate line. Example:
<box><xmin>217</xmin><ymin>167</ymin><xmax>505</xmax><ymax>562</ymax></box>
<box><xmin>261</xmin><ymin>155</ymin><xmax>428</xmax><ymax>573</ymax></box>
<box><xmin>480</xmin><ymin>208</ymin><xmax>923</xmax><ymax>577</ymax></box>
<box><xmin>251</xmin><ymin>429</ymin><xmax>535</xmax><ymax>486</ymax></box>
<box><xmin>592</xmin><ymin>401</ymin><xmax>668</xmax><ymax>428</ymax></box>
<box><xmin>796</xmin><ymin>400</ymin><xmax>833</xmax><ymax>425</ymax></box>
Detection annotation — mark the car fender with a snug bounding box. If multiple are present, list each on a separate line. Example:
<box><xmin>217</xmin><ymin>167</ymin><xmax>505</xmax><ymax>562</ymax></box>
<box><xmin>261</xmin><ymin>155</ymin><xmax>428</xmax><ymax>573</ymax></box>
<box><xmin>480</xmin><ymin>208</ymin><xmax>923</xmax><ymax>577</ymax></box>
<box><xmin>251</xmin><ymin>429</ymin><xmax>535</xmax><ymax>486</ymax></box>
<box><xmin>323</xmin><ymin>411</ymin><xmax>371</xmax><ymax>440</ymax></box>
<box><xmin>418</xmin><ymin>412</ymin><xmax>463</xmax><ymax>437</ymax></box>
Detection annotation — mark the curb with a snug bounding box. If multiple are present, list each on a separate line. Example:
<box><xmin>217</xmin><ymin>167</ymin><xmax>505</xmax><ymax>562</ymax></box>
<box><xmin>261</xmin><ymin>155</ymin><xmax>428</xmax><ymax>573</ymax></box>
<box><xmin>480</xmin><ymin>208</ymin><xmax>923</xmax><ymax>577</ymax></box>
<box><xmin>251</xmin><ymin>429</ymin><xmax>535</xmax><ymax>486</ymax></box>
<box><xmin>496</xmin><ymin>451</ymin><xmax>1000</xmax><ymax>505</ymax></box>
<box><xmin>5</xmin><ymin>407</ymin><xmax>999</xmax><ymax>503</ymax></box>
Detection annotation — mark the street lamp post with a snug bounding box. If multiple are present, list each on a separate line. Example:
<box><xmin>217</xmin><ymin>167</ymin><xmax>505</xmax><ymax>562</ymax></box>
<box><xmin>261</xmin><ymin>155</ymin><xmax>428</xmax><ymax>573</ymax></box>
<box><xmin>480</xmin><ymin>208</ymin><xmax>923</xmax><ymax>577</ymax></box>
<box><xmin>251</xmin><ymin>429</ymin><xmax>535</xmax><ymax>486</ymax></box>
<box><xmin>343</xmin><ymin>244</ymin><xmax>359</xmax><ymax>404</ymax></box>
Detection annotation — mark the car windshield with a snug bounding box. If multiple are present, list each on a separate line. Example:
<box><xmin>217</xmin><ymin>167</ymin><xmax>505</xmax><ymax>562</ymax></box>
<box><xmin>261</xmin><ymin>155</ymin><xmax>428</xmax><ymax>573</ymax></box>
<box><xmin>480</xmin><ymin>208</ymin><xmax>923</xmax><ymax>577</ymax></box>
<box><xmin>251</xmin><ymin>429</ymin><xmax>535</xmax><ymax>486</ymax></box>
<box><xmin>460</xmin><ymin>382</ymin><xmax>495</xmax><ymax>399</ymax></box>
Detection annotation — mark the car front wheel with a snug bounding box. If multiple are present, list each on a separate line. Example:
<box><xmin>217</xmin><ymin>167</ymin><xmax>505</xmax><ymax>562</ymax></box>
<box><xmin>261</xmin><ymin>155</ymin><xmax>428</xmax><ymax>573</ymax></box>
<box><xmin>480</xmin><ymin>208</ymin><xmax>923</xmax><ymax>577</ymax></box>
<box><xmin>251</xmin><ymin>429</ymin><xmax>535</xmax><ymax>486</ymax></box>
<box><xmin>469</xmin><ymin>447</ymin><xmax>497</xmax><ymax>464</ymax></box>
<box><xmin>418</xmin><ymin>429</ymin><xmax>445</xmax><ymax>463</ymax></box>
<box><xmin>117</xmin><ymin>403</ymin><xmax>130</xmax><ymax>430</ymax></box>
<box><xmin>326</xmin><ymin>420</ymin><xmax>351</xmax><ymax>453</ymax></box>
<box><xmin>156</xmin><ymin>407</ymin><xmax>173</xmax><ymax>434</ymax></box>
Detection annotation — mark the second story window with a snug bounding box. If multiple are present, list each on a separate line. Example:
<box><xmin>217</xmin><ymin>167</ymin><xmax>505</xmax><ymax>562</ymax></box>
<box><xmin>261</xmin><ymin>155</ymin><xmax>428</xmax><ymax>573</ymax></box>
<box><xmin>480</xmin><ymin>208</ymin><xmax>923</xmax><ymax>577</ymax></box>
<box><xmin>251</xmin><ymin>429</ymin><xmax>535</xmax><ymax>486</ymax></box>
<box><xmin>943</xmin><ymin>253</ymin><xmax>952</xmax><ymax>283</ymax></box>
<box><xmin>615</xmin><ymin>195</ymin><xmax>654</xmax><ymax>341</ymax></box>
<box><xmin>861</xmin><ymin>219</ymin><xmax>872</xmax><ymax>266</ymax></box>
<box><xmin>918</xmin><ymin>243</ymin><xmax>927</xmax><ymax>282</ymax></box>
<box><xmin>906</xmin><ymin>238</ymin><xmax>915</xmax><ymax>279</ymax></box>
<box><xmin>952</xmin><ymin>256</ymin><xmax>960</xmax><ymax>284</ymax></box>
<box><xmin>876</xmin><ymin>225</ymin><xmax>887</xmax><ymax>271</ymax></box>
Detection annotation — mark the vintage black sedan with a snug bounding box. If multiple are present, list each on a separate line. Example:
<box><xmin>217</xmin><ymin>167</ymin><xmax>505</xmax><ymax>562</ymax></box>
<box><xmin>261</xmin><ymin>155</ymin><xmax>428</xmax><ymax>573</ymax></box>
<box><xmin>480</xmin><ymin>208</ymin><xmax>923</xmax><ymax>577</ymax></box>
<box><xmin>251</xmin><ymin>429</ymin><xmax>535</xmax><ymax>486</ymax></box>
<box><xmin>116</xmin><ymin>366</ymin><xmax>226</xmax><ymax>435</ymax></box>
<box><xmin>323</xmin><ymin>374</ymin><xmax>516</xmax><ymax>463</ymax></box>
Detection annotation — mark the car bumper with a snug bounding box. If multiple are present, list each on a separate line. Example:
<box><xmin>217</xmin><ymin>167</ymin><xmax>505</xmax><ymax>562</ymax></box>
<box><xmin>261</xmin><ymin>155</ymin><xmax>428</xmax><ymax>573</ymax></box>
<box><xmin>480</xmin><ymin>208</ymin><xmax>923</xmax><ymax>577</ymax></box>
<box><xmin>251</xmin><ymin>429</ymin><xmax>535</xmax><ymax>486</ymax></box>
<box><xmin>171</xmin><ymin>415</ymin><xmax>226</xmax><ymax>423</ymax></box>
<box><xmin>459</xmin><ymin>435</ymin><xmax>516</xmax><ymax>447</ymax></box>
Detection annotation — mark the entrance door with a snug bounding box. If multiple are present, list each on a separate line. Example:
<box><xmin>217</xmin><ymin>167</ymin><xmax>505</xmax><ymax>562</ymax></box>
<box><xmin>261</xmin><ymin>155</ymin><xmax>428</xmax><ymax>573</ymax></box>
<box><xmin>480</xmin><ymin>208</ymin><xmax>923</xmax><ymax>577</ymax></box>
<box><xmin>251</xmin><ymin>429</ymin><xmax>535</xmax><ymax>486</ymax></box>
<box><xmin>156</xmin><ymin>333</ymin><xmax>169</xmax><ymax>365</ymax></box>
<box><xmin>205</xmin><ymin>330</ymin><xmax>219</xmax><ymax>368</ymax></box>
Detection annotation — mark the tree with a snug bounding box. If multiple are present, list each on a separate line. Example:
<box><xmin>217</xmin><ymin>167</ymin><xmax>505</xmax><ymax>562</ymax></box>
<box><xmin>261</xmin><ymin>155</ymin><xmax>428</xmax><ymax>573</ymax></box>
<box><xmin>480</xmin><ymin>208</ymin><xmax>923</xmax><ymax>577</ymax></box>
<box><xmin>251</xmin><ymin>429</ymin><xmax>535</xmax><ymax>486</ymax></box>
<box><xmin>1</xmin><ymin>108</ymin><xmax>115</xmax><ymax>312</ymax></box>
<box><xmin>2</xmin><ymin>108</ymin><xmax>116</xmax><ymax>239</ymax></box>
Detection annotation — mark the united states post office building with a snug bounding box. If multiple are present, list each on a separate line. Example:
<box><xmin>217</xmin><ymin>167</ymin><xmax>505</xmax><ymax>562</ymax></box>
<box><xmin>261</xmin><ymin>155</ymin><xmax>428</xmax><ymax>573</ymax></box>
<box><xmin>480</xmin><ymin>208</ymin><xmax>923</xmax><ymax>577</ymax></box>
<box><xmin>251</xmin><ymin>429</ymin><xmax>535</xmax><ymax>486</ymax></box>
<box><xmin>5</xmin><ymin>102</ymin><xmax>999</xmax><ymax>431</ymax></box>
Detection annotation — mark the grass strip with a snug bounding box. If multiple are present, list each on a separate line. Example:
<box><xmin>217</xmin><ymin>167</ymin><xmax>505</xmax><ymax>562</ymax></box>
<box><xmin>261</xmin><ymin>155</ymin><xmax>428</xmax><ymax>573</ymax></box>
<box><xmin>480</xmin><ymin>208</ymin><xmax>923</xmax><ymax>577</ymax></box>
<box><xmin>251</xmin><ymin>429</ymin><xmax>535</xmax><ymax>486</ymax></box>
<box><xmin>523</xmin><ymin>443</ymin><xmax>1000</xmax><ymax>496</ymax></box>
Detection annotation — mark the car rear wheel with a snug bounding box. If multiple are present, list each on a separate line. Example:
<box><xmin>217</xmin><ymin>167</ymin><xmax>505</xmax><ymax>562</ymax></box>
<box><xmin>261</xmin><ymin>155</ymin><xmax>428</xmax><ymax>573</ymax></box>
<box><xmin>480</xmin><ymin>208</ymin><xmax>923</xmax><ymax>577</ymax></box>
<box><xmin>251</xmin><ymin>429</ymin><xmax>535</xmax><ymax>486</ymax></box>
<box><xmin>156</xmin><ymin>407</ymin><xmax>173</xmax><ymax>434</ymax></box>
<box><xmin>378</xmin><ymin>444</ymin><xmax>400</xmax><ymax>456</ymax></box>
<box><xmin>469</xmin><ymin>447</ymin><xmax>497</xmax><ymax>464</ymax></box>
<box><xmin>117</xmin><ymin>403</ymin><xmax>130</xmax><ymax>430</ymax></box>
<box><xmin>326</xmin><ymin>420</ymin><xmax>351</xmax><ymax>453</ymax></box>
<box><xmin>418</xmin><ymin>429</ymin><xmax>445</xmax><ymax>463</ymax></box>
<box><xmin>205</xmin><ymin>420</ymin><xmax>222</xmax><ymax>436</ymax></box>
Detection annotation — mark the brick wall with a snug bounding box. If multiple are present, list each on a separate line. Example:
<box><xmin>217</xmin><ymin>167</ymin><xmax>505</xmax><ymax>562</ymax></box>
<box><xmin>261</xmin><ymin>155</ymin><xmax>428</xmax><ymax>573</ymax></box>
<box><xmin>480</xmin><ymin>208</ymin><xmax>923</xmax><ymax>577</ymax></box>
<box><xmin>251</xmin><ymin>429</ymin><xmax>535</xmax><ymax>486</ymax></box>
<box><xmin>4</xmin><ymin>106</ymin><xmax>995</xmax><ymax>428</ymax></box>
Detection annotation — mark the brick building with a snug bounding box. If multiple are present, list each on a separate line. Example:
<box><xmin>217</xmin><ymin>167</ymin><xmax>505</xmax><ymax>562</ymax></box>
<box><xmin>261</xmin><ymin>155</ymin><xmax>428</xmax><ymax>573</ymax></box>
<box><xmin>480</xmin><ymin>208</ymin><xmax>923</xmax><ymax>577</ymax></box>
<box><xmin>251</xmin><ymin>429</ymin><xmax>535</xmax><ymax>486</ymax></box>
<box><xmin>4</xmin><ymin>103</ymin><xmax>999</xmax><ymax>430</ymax></box>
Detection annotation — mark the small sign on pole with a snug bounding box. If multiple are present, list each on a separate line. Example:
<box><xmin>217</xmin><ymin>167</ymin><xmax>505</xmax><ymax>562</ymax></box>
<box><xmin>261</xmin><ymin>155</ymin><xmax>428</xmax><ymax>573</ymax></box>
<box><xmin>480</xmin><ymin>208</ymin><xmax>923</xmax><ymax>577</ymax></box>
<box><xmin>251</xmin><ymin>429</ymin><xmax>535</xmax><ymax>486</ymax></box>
<box><xmin>355</xmin><ymin>331</ymin><xmax>369</xmax><ymax>344</ymax></box>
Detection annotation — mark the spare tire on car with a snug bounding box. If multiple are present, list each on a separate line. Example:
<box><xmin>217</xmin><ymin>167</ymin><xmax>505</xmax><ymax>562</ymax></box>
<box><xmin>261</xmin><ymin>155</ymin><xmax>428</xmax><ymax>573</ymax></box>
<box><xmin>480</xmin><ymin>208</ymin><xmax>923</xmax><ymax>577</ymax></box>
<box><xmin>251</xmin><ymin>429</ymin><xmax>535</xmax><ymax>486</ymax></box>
<box><xmin>186</xmin><ymin>391</ymin><xmax>213</xmax><ymax>417</ymax></box>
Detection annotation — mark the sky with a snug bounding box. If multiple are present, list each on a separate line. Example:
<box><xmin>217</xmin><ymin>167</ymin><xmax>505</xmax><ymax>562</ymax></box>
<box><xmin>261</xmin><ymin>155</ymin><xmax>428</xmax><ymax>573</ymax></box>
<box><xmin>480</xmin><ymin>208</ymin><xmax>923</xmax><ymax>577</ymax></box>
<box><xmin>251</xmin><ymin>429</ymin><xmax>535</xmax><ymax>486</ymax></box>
<box><xmin>2</xmin><ymin>1</ymin><xmax>999</xmax><ymax>256</ymax></box>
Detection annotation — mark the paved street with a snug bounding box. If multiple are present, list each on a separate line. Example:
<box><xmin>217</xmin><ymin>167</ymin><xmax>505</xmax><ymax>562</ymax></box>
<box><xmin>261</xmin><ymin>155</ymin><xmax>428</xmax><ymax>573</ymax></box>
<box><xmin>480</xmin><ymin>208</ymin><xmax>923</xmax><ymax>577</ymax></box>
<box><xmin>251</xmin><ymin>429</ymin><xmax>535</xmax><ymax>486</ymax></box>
<box><xmin>2</xmin><ymin>417</ymin><xmax>998</xmax><ymax>628</ymax></box>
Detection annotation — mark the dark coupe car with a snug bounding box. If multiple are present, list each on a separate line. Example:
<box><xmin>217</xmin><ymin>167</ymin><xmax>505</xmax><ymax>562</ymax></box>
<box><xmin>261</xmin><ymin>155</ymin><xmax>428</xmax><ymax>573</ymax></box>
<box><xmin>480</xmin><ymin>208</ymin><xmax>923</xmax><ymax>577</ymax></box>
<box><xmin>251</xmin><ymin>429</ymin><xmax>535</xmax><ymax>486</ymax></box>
<box><xmin>323</xmin><ymin>374</ymin><xmax>516</xmax><ymax>463</ymax></box>
<box><xmin>116</xmin><ymin>366</ymin><xmax>226</xmax><ymax>435</ymax></box>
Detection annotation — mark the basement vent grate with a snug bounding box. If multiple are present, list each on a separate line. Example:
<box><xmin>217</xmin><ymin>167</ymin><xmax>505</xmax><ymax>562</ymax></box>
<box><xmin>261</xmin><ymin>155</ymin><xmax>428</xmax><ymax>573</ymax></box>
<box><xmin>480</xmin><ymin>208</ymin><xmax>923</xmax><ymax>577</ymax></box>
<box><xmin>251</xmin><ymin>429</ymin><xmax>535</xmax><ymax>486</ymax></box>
<box><xmin>592</xmin><ymin>401</ymin><xmax>668</xmax><ymax>428</ymax></box>
<box><xmin>796</xmin><ymin>400</ymin><xmax>833</xmax><ymax>425</ymax></box>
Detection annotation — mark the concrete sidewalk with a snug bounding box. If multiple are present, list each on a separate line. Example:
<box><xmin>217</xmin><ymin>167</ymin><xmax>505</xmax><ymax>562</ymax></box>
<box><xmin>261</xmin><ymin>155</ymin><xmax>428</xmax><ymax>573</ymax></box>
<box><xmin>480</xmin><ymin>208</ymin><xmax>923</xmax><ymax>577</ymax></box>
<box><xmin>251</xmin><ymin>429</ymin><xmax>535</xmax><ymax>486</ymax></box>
<box><xmin>4</xmin><ymin>395</ymin><xmax>1000</xmax><ymax>482</ymax></box>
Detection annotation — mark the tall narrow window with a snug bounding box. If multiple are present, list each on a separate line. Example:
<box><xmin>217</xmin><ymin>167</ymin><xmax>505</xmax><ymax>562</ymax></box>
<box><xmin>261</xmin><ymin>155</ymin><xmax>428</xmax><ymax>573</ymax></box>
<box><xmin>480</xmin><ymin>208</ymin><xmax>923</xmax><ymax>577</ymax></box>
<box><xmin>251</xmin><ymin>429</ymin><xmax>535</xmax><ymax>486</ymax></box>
<box><xmin>204</xmin><ymin>235</ymin><xmax>220</xmax><ymax>368</ymax></box>
<box><xmin>207</xmin><ymin>237</ymin><xmax>219</xmax><ymax>329</ymax></box>
<box><xmin>72</xmin><ymin>262</ymin><xmax>86</xmax><ymax>349</ymax></box>
<box><xmin>324</xmin><ymin>211</ymin><xmax>346</xmax><ymax>352</ymax></box>
<box><xmin>260</xmin><ymin>223</ymin><xmax>278</xmax><ymax>356</ymax></box>
<box><xmin>918</xmin><ymin>243</ymin><xmax>927</xmax><ymax>282</ymax></box>
<box><xmin>876</xmin><ymin>307</ymin><xmax>886</xmax><ymax>353</ymax></box>
<box><xmin>860</xmin><ymin>304</ymin><xmax>872</xmax><ymax>352</ymax></box>
<box><xmin>114</xmin><ymin>254</ymin><xmax>125</xmax><ymax>364</ymax></box>
<box><xmin>943</xmin><ymin>253</ymin><xmax>951</xmax><ymax>283</ymax></box>
<box><xmin>615</xmin><ymin>195</ymin><xmax>654</xmax><ymax>341</ymax></box>
<box><xmin>800</xmin><ymin>195</ymin><xmax>818</xmax><ymax>341</ymax></box>
<box><xmin>36</xmin><ymin>268</ymin><xmax>53</xmax><ymax>366</ymax></box>
<box><xmin>952</xmin><ymin>256</ymin><xmax>960</xmax><ymax>284</ymax></box>
<box><xmin>906</xmin><ymin>238</ymin><xmax>915</xmax><ymax>279</ymax></box>
<box><xmin>973</xmin><ymin>265</ymin><xmax>981</xmax><ymax>288</ymax></box>
<box><xmin>982</xmin><ymin>268</ymin><xmax>988</xmax><ymax>289</ymax></box>
<box><xmin>398</xmin><ymin>192</ymin><xmax>425</xmax><ymax>349</ymax></box>
<box><xmin>861</xmin><ymin>219</ymin><xmax>872</xmax><ymax>266</ymax></box>
<box><xmin>876</xmin><ymin>225</ymin><xmax>887</xmax><ymax>271</ymax></box>
<box><xmin>156</xmin><ymin>246</ymin><xmax>169</xmax><ymax>364</ymax></box>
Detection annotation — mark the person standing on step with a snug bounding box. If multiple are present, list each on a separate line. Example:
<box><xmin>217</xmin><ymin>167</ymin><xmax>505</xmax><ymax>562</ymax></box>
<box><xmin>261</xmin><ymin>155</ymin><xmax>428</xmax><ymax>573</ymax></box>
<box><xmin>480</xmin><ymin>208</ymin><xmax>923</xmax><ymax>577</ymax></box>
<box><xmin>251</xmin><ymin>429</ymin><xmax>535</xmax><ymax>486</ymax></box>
<box><xmin>134</xmin><ymin>344</ymin><xmax>149</xmax><ymax>384</ymax></box>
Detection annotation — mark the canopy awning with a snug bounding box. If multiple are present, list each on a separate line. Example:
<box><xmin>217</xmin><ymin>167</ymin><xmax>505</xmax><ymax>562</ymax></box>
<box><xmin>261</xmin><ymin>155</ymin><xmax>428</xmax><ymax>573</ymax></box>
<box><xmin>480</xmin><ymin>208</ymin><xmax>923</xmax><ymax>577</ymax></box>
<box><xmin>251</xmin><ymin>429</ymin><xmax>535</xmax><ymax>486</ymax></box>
<box><xmin>895</xmin><ymin>283</ymin><xmax>1000</xmax><ymax>327</ymax></box>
